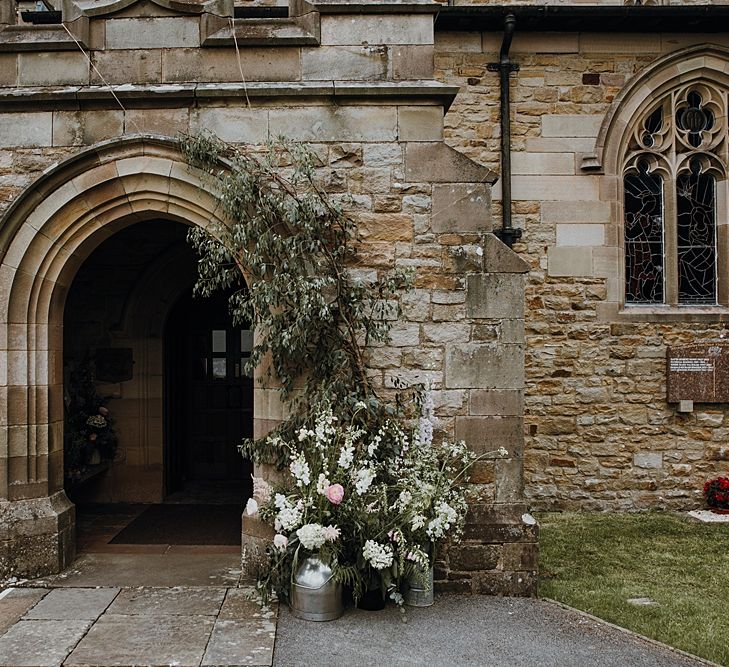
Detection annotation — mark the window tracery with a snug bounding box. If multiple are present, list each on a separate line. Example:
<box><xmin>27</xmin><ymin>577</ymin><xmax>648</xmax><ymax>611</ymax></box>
<box><xmin>623</xmin><ymin>83</ymin><xmax>726</xmax><ymax>306</ymax></box>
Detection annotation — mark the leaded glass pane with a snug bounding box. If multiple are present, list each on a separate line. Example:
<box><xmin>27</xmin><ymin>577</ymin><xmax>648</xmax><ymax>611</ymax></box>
<box><xmin>642</xmin><ymin>107</ymin><xmax>663</xmax><ymax>148</ymax></box>
<box><xmin>676</xmin><ymin>163</ymin><xmax>717</xmax><ymax>305</ymax></box>
<box><xmin>677</xmin><ymin>91</ymin><xmax>714</xmax><ymax>148</ymax></box>
<box><xmin>624</xmin><ymin>164</ymin><xmax>664</xmax><ymax>304</ymax></box>
<box><xmin>212</xmin><ymin>329</ymin><xmax>226</xmax><ymax>353</ymax></box>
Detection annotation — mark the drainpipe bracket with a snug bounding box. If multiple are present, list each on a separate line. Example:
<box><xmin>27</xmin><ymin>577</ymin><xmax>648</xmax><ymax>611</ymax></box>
<box><xmin>487</xmin><ymin>63</ymin><xmax>520</xmax><ymax>72</ymax></box>
<box><xmin>493</xmin><ymin>227</ymin><xmax>523</xmax><ymax>248</ymax></box>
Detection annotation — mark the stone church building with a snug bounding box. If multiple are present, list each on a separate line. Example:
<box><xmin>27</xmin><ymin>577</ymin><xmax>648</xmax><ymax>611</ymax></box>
<box><xmin>0</xmin><ymin>0</ymin><xmax>728</xmax><ymax>595</ymax></box>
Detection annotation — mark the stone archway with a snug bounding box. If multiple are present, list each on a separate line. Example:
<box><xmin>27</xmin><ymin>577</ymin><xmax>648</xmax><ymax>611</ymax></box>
<box><xmin>0</xmin><ymin>136</ymin><xmax>281</xmax><ymax>577</ymax></box>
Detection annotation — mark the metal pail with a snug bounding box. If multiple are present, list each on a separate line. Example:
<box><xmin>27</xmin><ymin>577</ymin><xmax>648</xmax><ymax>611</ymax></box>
<box><xmin>404</xmin><ymin>564</ymin><xmax>434</xmax><ymax>607</ymax></box>
<box><xmin>290</xmin><ymin>556</ymin><xmax>344</xmax><ymax>621</ymax></box>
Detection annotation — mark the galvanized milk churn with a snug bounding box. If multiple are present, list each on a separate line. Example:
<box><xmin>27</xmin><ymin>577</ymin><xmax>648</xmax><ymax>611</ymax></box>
<box><xmin>290</xmin><ymin>556</ymin><xmax>344</xmax><ymax>621</ymax></box>
<box><xmin>404</xmin><ymin>563</ymin><xmax>434</xmax><ymax>607</ymax></box>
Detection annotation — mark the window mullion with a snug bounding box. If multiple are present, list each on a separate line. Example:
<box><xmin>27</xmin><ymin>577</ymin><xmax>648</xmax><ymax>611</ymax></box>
<box><xmin>665</xmin><ymin>183</ymin><xmax>679</xmax><ymax>306</ymax></box>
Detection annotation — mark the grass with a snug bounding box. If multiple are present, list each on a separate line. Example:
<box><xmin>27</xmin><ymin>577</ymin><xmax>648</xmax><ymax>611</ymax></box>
<box><xmin>537</xmin><ymin>512</ymin><xmax>729</xmax><ymax>666</ymax></box>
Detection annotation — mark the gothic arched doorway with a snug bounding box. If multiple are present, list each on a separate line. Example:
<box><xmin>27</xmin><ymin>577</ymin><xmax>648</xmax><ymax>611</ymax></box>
<box><xmin>63</xmin><ymin>219</ymin><xmax>253</xmax><ymax>549</ymax></box>
<box><xmin>0</xmin><ymin>137</ymin><xmax>281</xmax><ymax>577</ymax></box>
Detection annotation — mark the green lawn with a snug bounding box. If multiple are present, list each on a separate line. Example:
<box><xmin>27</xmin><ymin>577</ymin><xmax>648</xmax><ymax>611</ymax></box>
<box><xmin>537</xmin><ymin>512</ymin><xmax>729</xmax><ymax>666</ymax></box>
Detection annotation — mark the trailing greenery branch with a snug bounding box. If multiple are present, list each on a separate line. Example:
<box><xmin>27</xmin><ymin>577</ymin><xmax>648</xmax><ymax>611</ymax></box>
<box><xmin>180</xmin><ymin>132</ymin><xmax>414</xmax><ymax>467</ymax></box>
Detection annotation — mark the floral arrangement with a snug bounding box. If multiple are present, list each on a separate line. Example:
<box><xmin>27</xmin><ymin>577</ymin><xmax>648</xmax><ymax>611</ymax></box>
<box><xmin>248</xmin><ymin>399</ymin><xmax>506</xmax><ymax>607</ymax></box>
<box><xmin>704</xmin><ymin>476</ymin><xmax>729</xmax><ymax>510</ymax></box>
<box><xmin>64</xmin><ymin>362</ymin><xmax>118</xmax><ymax>480</ymax></box>
<box><xmin>180</xmin><ymin>134</ymin><xmax>506</xmax><ymax>608</ymax></box>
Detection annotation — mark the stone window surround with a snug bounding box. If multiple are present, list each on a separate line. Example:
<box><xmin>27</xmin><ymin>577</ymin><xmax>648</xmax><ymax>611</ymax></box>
<box><xmin>583</xmin><ymin>44</ymin><xmax>729</xmax><ymax>324</ymax></box>
<box><xmin>623</xmin><ymin>84</ymin><xmax>727</xmax><ymax>309</ymax></box>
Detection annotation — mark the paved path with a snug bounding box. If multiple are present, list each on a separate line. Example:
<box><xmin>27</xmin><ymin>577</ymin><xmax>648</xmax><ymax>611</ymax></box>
<box><xmin>274</xmin><ymin>596</ymin><xmax>710</xmax><ymax>667</ymax></box>
<box><xmin>0</xmin><ymin>585</ymin><xmax>277</xmax><ymax>667</ymax></box>
<box><xmin>0</xmin><ymin>553</ymin><xmax>713</xmax><ymax>667</ymax></box>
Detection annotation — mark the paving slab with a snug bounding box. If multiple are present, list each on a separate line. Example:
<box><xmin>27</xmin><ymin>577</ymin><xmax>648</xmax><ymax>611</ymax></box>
<box><xmin>272</xmin><ymin>595</ymin><xmax>706</xmax><ymax>667</ymax></box>
<box><xmin>688</xmin><ymin>510</ymin><xmax>729</xmax><ymax>523</ymax></box>
<box><xmin>0</xmin><ymin>619</ymin><xmax>91</xmax><ymax>667</ymax></box>
<box><xmin>219</xmin><ymin>587</ymin><xmax>278</xmax><ymax>621</ymax></box>
<box><xmin>107</xmin><ymin>586</ymin><xmax>226</xmax><ymax>616</ymax></box>
<box><xmin>22</xmin><ymin>587</ymin><xmax>119</xmax><ymax>621</ymax></box>
<box><xmin>64</xmin><ymin>613</ymin><xmax>215</xmax><ymax>667</ymax></box>
<box><xmin>0</xmin><ymin>589</ymin><xmax>49</xmax><ymax>635</ymax></box>
<box><xmin>202</xmin><ymin>618</ymin><xmax>276</xmax><ymax>667</ymax></box>
<box><xmin>27</xmin><ymin>553</ymin><xmax>243</xmax><ymax>588</ymax></box>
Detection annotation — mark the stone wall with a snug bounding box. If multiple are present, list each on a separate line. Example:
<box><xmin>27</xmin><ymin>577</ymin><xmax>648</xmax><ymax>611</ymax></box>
<box><xmin>0</xmin><ymin>0</ymin><xmax>537</xmax><ymax>589</ymax></box>
<box><xmin>436</xmin><ymin>30</ymin><xmax>729</xmax><ymax>511</ymax></box>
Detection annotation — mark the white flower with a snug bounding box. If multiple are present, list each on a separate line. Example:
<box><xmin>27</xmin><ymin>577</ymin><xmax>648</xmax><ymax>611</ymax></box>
<box><xmin>316</xmin><ymin>473</ymin><xmax>330</xmax><ymax>495</ymax></box>
<box><xmin>296</xmin><ymin>523</ymin><xmax>326</xmax><ymax>550</ymax></box>
<box><xmin>290</xmin><ymin>452</ymin><xmax>311</xmax><ymax>487</ymax></box>
<box><xmin>354</xmin><ymin>467</ymin><xmax>376</xmax><ymax>495</ymax></box>
<box><xmin>426</xmin><ymin>501</ymin><xmax>459</xmax><ymax>539</ymax></box>
<box><xmin>323</xmin><ymin>525</ymin><xmax>341</xmax><ymax>542</ymax></box>
<box><xmin>314</xmin><ymin>409</ymin><xmax>337</xmax><ymax>450</ymax></box>
<box><xmin>362</xmin><ymin>540</ymin><xmax>393</xmax><ymax>570</ymax></box>
<box><xmin>338</xmin><ymin>444</ymin><xmax>354</xmax><ymax>470</ymax></box>
<box><xmin>245</xmin><ymin>498</ymin><xmax>258</xmax><ymax>516</ymax></box>
<box><xmin>274</xmin><ymin>493</ymin><xmax>287</xmax><ymax>510</ymax></box>
<box><xmin>418</xmin><ymin>416</ymin><xmax>433</xmax><ymax>448</ymax></box>
<box><xmin>418</xmin><ymin>388</ymin><xmax>436</xmax><ymax>447</ymax></box>
<box><xmin>297</xmin><ymin>428</ymin><xmax>309</xmax><ymax>442</ymax></box>
<box><xmin>498</xmin><ymin>447</ymin><xmax>509</xmax><ymax>457</ymax></box>
<box><xmin>273</xmin><ymin>534</ymin><xmax>288</xmax><ymax>550</ymax></box>
<box><xmin>411</xmin><ymin>514</ymin><xmax>426</xmax><ymax>530</ymax></box>
<box><xmin>367</xmin><ymin>433</ymin><xmax>382</xmax><ymax>457</ymax></box>
<box><xmin>398</xmin><ymin>490</ymin><xmax>412</xmax><ymax>508</ymax></box>
<box><xmin>275</xmin><ymin>497</ymin><xmax>304</xmax><ymax>532</ymax></box>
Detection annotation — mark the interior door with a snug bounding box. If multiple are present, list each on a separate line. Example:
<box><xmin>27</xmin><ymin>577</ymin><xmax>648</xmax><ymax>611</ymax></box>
<box><xmin>166</xmin><ymin>291</ymin><xmax>253</xmax><ymax>489</ymax></box>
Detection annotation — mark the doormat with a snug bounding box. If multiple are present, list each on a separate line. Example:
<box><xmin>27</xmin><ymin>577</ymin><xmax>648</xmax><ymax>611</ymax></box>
<box><xmin>110</xmin><ymin>504</ymin><xmax>242</xmax><ymax>545</ymax></box>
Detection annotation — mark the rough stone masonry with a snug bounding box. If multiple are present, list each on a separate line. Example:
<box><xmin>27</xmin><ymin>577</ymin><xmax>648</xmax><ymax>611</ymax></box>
<box><xmin>0</xmin><ymin>0</ymin><xmax>537</xmax><ymax>594</ymax></box>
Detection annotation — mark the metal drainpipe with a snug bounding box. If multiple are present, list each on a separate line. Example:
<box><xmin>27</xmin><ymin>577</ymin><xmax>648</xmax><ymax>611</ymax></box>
<box><xmin>489</xmin><ymin>14</ymin><xmax>522</xmax><ymax>248</ymax></box>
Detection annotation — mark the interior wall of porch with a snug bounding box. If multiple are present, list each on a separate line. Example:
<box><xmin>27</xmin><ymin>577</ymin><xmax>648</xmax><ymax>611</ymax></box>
<box><xmin>64</xmin><ymin>220</ymin><xmax>194</xmax><ymax>504</ymax></box>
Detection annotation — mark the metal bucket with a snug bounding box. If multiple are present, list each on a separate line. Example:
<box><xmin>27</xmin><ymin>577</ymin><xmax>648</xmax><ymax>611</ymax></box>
<box><xmin>290</xmin><ymin>556</ymin><xmax>344</xmax><ymax>621</ymax></box>
<box><xmin>404</xmin><ymin>564</ymin><xmax>434</xmax><ymax>607</ymax></box>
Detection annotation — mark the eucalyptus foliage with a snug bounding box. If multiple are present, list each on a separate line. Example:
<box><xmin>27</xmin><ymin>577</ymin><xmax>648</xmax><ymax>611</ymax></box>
<box><xmin>180</xmin><ymin>132</ymin><xmax>413</xmax><ymax>464</ymax></box>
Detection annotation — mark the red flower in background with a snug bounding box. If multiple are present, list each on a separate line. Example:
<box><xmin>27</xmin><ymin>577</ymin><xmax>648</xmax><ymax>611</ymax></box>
<box><xmin>704</xmin><ymin>476</ymin><xmax>729</xmax><ymax>510</ymax></box>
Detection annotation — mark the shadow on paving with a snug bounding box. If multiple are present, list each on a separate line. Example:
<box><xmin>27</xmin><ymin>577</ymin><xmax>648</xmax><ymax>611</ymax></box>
<box><xmin>273</xmin><ymin>595</ymin><xmax>709</xmax><ymax>667</ymax></box>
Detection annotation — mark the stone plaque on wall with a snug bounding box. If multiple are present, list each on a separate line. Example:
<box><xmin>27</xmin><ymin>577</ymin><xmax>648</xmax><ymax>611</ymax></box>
<box><xmin>667</xmin><ymin>344</ymin><xmax>729</xmax><ymax>403</ymax></box>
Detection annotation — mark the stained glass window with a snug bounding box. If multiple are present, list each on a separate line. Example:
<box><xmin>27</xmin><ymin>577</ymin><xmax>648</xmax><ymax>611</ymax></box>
<box><xmin>676</xmin><ymin>160</ymin><xmax>717</xmax><ymax>304</ymax></box>
<box><xmin>623</xmin><ymin>85</ymin><xmax>723</xmax><ymax>308</ymax></box>
<box><xmin>624</xmin><ymin>163</ymin><xmax>664</xmax><ymax>304</ymax></box>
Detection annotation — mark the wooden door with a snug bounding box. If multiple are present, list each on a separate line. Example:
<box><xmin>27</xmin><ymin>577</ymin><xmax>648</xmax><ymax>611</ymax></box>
<box><xmin>166</xmin><ymin>291</ymin><xmax>253</xmax><ymax>489</ymax></box>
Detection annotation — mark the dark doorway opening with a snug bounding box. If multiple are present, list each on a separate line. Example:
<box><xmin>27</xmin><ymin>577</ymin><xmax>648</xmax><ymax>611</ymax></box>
<box><xmin>165</xmin><ymin>289</ymin><xmax>254</xmax><ymax>499</ymax></box>
<box><xmin>62</xmin><ymin>219</ymin><xmax>253</xmax><ymax>551</ymax></box>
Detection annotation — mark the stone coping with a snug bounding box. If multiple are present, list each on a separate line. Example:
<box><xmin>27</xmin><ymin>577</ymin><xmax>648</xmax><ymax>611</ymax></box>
<box><xmin>204</xmin><ymin>17</ymin><xmax>320</xmax><ymax>47</ymax></box>
<box><xmin>604</xmin><ymin>304</ymin><xmax>729</xmax><ymax>324</ymax></box>
<box><xmin>0</xmin><ymin>24</ymin><xmax>83</xmax><ymax>52</ymax></box>
<box><xmin>0</xmin><ymin>80</ymin><xmax>460</xmax><ymax>109</ymax></box>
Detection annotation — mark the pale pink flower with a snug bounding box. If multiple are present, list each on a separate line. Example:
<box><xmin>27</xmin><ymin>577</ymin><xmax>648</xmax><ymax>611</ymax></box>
<box><xmin>273</xmin><ymin>534</ymin><xmax>288</xmax><ymax>550</ymax></box>
<box><xmin>98</xmin><ymin>406</ymin><xmax>109</xmax><ymax>417</ymax></box>
<box><xmin>325</xmin><ymin>483</ymin><xmax>344</xmax><ymax>505</ymax></box>
<box><xmin>323</xmin><ymin>525</ymin><xmax>341</xmax><ymax>542</ymax></box>
<box><xmin>245</xmin><ymin>498</ymin><xmax>258</xmax><ymax>516</ymax></box>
